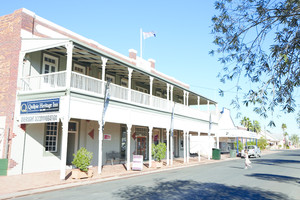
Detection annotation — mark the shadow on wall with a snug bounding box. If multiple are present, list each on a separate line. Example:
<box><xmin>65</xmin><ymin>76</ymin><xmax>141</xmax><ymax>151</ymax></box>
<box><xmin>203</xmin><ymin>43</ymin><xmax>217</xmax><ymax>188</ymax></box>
<box><xmin>246</xmin><ymin>173</ymin><xmax>300</xmax><ymax>185</ymax></box>
<box><xmin>114</xmin><ymin>180</ymin><xmax>288</xmax><ymax>200</ymax></box>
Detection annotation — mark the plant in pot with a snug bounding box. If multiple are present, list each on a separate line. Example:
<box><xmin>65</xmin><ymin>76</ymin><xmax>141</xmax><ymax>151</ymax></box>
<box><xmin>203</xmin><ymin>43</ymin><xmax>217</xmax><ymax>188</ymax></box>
<box><xmin>71</xmin><ymin>147</ymin><xmax>93</xmax><ymax>179</ymax></box>
<box><xmin>152</xmin><ymin>142</ymin><xmax>166</xmax><ymax>168</ymax></box>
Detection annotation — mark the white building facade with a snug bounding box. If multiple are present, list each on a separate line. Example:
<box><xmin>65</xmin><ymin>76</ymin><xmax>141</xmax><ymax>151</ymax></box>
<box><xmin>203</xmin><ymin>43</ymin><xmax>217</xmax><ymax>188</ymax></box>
<box><xmin>0</xmin><ymin>9</ymin><xmax>219</xmax><ymax>179</ymax></box>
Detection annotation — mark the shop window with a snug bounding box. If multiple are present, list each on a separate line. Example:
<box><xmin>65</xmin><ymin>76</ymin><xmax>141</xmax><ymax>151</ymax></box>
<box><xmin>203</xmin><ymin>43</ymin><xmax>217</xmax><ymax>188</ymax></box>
<box><xmin>45</xmin><ymin>122</ymin><xmax>58</xmax><ymax>152</ymax></box>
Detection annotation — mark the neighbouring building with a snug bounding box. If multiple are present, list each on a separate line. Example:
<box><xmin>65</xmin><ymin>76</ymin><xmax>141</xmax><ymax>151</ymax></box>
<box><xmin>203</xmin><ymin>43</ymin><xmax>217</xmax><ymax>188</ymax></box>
<box><xmin>0</xmin><ymin>8</ymin><xmax>220</xmax><ymax>179</ymax></box>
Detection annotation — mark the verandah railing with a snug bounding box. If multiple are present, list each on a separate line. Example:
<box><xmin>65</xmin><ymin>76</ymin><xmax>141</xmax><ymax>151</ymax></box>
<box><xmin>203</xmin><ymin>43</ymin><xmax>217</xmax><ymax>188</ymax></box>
<box><xmin>20</xmin><ymin>71</ymin><xmax>213</xmax><ymax>120</ymax></box>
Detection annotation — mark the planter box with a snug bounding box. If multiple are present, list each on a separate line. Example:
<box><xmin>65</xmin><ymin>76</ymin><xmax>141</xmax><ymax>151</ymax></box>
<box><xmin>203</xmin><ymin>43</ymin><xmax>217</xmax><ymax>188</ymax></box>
<box><xmin>152</xmin><ymin>161</ymin><xmax>163</xmax><ymax>168</ymax></box>
<box><xmin>71</xmin><ymin>168</ymin><xmax>93</xmax><ymax>179</ymax></box>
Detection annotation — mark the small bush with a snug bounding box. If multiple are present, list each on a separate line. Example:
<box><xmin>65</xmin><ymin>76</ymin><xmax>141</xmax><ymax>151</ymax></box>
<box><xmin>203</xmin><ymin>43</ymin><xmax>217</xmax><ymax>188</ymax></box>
<box><xmin>152</xmin><ymin>143</ymin><xmax>166</xmax><ymax>162</ymax></box>
<box><xmin>72</xmin><ymin>147</ymin><xmax>93</xmax><ymax>172</ymax></box>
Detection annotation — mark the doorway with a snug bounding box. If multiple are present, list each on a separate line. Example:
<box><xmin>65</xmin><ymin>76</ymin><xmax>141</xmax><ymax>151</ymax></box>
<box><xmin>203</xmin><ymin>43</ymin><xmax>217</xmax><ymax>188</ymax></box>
<box><xmin>66</xmin><ymin>121</ymin><xmax>79</xmax><ymax>165</ymax></box>
<box><xmin>136</xmin><ymin>136</ymin><xmax>147</xmax><ymax>159</ymax></box>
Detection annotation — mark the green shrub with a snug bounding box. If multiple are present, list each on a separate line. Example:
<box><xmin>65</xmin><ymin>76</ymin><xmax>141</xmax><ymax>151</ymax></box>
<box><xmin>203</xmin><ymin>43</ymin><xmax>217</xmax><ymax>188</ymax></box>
<box><xmin>152</xmin><ymin>142</ymin><xmax>166</xmax><ymax>162</ymax></box>
<box><xmin>234</xmin><ymin>141</ymin><xmax>243</xmax><ymax>152</ymax></box>
<box><xmin>72</xmin><ymin>147</ymin><xmax>93</xmax><ymax>172</ymax></box>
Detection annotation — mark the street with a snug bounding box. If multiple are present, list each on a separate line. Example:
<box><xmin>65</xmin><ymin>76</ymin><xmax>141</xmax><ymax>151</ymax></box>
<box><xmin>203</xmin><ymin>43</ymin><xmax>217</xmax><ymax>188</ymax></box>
<box><xmin>16</xmin><ymin>150</ymin><xmax>300</xmax><ymax>200</ymax></box>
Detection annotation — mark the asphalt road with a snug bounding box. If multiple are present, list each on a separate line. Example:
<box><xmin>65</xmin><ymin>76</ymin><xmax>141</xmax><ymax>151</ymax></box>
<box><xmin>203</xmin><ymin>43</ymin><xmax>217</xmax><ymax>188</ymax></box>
<box><xmin>16</xmin><ymin>149</ymin><xmax>300</xmax><ymax>200</ymax></box>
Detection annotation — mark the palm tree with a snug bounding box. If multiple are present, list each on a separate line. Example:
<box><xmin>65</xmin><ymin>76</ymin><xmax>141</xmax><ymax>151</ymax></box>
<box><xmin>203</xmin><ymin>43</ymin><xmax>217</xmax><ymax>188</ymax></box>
<box><xmin>284</xmin><ymin>132</ymin><xmax>289</xmax><ymax>147</ymax></box>
<box><xmin>241</xmin><ymin>117</ymin><xmax>252</xmax><ymax>131</ymax></box>
<box><xmin>252</xmin><ymin>120</ymin><xmax>261</xmax><ymax>133</ymax></box>
<box><xmin>281</xmin><ymin>123</ymin><xmax>288</xmax><ymax>148</ymax></box>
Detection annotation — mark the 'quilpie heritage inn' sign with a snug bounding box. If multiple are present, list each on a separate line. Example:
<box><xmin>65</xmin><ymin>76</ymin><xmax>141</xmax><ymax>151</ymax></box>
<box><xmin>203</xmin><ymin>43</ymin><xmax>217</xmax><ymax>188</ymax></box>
<box><xmin>20</xmin><ymin>98</ymin><xmax>60</xmax><ymax>124</ymax></box>
<box><xmin>20</xmin><ymin>98</ymin><xmax>59</xmax><ymax>114</ymax></box>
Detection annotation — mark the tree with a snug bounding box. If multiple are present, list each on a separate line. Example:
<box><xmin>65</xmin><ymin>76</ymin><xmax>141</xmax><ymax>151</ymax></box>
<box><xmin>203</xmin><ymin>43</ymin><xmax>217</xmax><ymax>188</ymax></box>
<box><xmin>257</xmin><ymin>137</ymin><xmax>268</xmax><ymax>150</ymax></box>
<box><xmin>211</xmin><ymin>0</ymin><xmax>300</xmax><ymax>124</ymax></box>
<box><xmin>282</xmin><ymin>123</ymin><xmax>287</xmax><ymax>132</ymax></box>
<box><xmin>284</xmin><ymin>131</ymin><xmax>289</xmax><ymax>147</ymax></box>
<box><xmin>240</xmin><ymin>117</ymin><xmax>252</xmax><ymax>131</ymax></box>
<box><xmin>290</xmin><ymin>134</ymin><xmax>299</xmax><ymax>147</ymax></box>
<box><xmin>252</xmin><ymin>120</ymin><xmax>261</xmax><ymax>133</ymax></box>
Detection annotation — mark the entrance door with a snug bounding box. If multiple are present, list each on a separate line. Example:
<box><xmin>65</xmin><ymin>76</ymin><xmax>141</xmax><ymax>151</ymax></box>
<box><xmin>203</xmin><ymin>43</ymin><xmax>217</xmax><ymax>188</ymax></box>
<box><xmin>136</xmin><ymin>137</ymin><xmax>147</xmax><ymax>159</ymax></box>
<box><xmin>66</xmin><ymin>121</ymin><xmax>78</xmax><ymax>165</ymax></box>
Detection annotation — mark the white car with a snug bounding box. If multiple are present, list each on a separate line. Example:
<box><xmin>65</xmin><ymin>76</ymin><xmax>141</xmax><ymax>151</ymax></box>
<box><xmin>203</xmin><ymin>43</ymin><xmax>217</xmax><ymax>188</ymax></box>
<box><xmin>241</xmin><ymin>145</ymin><xmax>261</xmax><ymax>158</ymax></box>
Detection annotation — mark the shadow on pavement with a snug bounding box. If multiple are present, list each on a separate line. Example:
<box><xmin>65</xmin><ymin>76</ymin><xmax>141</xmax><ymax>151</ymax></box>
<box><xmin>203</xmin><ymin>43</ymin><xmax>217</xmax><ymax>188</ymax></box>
<box><xmin>246</xmin><ymin>173</ymin><xmax>300</xmax><ymax>185</ymax></box>
<box><xmin>251</xmin><ymin>158</ymin><xmax>300</xmax><ymax>165</ymax></box>
<box><xmin>114</xmin><ymin>180</ymin><xmax>289</xmax><ymax>200</ymax></box>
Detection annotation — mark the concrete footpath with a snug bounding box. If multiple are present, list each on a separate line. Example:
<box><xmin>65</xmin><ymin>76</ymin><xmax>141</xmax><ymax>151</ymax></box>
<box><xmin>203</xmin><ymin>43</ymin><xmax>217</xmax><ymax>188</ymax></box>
<box><xmin>0</xmin><ymin>150</ymin><xmax>277</xmax><ymax>199</ymax></box>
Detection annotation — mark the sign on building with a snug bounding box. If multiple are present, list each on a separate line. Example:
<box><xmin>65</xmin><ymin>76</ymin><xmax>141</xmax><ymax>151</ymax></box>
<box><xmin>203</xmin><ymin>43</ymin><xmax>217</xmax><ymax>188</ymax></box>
<box><xmin>20</xmin><ymin>98</ymin><xmax>60</xmax><ymax>124</ymax></box>
<box><xmin>20</xmin><ymin>98</ymin><xmax>59</xmax><ymax>114</ymax></box>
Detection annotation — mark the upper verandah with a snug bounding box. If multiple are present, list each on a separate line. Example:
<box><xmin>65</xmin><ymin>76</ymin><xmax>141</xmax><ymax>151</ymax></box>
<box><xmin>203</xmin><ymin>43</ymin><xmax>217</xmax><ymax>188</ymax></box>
<box><xmin>15</xmin><ymin>8</ymin><xmax>217</xmax><ymax>105</ymax></box>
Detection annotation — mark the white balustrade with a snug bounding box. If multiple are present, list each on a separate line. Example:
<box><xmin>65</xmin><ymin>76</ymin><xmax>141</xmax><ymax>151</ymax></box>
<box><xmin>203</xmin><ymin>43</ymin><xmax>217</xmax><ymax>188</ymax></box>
<box><xmin>109</xmin><ymin>83</ymin><xmax>128</xmax><ymax>101</ymax></box>
<box><xmin>20</xmin><ymin>71</ymin><xmax>66</xmax><ymax>91</ymax></box>
<box><xmin>20</xmin><ymin>71</ymin><xmax>216</xmax><ymax>122</ymax></box>
<box><xmin>71</xmin><ymin>72</ymin><xmax>103</xmax><ymax>94</ymax></box>
<box><xmin>131</xmin><ymin>90</ymin><xmax>150</xmax><ymax>106</ymax></box>
<box><xmin>152</xmin><ymin>96</ymin><xmax>168</xmax><ymax>111</ymax></box>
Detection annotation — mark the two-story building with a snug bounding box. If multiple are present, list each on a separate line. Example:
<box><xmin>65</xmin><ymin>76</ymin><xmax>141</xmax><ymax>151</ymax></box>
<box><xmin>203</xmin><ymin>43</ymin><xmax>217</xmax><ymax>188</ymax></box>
<box><xmin>0</xmin><ymin>8</ymin><xmax>219</xmax><ymax>179</ymax></box>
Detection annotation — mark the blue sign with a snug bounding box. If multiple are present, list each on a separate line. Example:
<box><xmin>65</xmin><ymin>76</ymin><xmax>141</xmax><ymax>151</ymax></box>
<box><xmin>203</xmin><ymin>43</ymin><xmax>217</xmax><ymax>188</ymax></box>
<box><xmin>20</xmin><ymin>98</ymin><xmax>60</xmax><ymax>114</ymax></box>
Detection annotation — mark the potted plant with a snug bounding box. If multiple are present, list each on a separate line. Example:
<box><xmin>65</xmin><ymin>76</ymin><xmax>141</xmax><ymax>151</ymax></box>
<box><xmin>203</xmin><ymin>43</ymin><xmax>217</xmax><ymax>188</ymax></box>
<box><xmin>71</xmin><ymin>147</ymin><xmax>93</xmax><ymax>179</ymax></box>
<box><xmin>152</xmin><ymin>142</ymin><xmax>166</xmax><ymax>168</ymax></box>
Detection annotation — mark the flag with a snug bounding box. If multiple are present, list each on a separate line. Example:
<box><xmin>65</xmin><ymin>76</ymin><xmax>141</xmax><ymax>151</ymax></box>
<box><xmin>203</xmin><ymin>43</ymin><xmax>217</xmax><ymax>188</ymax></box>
<box><xmin>143</xmin><ymin>31</ymin><xmax>156</xmax><ymax>39</ymax></box>
<box><xmin>101</xmin><ymin>80</ymin><xmax>111</xmax><ymax>132</ymax></box>
<box><xmin>170</xmin><ymin>103</ymin><xmax>175</xmax><ymax>137</ymax></box>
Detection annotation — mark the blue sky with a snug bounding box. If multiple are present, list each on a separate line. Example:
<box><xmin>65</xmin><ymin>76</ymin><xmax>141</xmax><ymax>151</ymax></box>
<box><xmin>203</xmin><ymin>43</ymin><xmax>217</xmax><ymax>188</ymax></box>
<box><xmin>1</xmin><ymin>0</ymin><xmax>299</xmax><ymax>137</ymax></box>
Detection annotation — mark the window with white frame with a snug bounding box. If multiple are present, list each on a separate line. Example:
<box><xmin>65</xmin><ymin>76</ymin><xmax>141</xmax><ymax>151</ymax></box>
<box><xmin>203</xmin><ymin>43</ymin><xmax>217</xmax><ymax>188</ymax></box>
<box><xmin>136</xmin><ymin>86</ymin><xmax>148</xmax><ymax>93</ymax></box>
<box><xmin>121</xmin><ymin>78</ymin><xmax>128</xmax><ymax>87</ymax></box>
<box><xmin>43</xmin><ymin>54</ymin><xmax>58</xmax><ymax>74</ymax></box>
<box><xmin>73</xmin><ymin>64</ymin><xmax>86</xmax><ymax>74</ymax></box>
<box><xmin>105</xmin><ymin>74</ymin><xmax>115</xmax><ymax>83</ymax></box>
<box><xmin>156</xmin><ymin>91</ymin><xmax>162</xmax><ymax>97</ymax></box>
<box><xmin>45</xmin><ymin>122</ymin><xmax>58</xmax><ymax>152</ymax></box>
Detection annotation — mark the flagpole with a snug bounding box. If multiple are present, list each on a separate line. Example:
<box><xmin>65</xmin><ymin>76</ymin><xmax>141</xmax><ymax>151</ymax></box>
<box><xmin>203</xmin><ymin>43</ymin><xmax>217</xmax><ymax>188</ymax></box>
<box><xmin>140</xmin><ymin>28</ymin><xmax>142</xmax><ymax>59</ymax></box>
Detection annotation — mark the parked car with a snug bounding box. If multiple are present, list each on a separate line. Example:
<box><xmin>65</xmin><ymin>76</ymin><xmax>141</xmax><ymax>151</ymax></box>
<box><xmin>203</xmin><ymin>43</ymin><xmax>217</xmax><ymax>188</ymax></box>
<box><xmin>241</xmin><ymin>145</ymin><xmax>261</xmax><ymax>158</ymax></box>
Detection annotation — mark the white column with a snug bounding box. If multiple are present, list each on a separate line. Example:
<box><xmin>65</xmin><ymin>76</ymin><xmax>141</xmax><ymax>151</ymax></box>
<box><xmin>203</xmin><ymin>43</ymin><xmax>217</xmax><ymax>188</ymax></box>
<box><xmin>97</xmin><ymin>121</ymin><xmax>103</xmax><ymax>174</ymax></box>
<box><xmin>148</xmin><ymin>126</ymin><xmax>153</xmax><ymax>167</ymax></box>
<box><xmin>217</xmin><ymin>134</ymin><xmax>219</xmax><ymax>149</ymax></box>
<box><xmin>101</xmin><ymin>57</ymin><xmax>108</xmax><ymax>94</ymax></box>
<box><xmin>183</xmin><ymin>130</ymin><xmax>186</xmax><ymax>163</ymax></box>
<box><xmin>126</xmin><ymin>124</ymin><xmax>132</xmax><ymax>170</ymax></box>
<box><xmin>65</xmin><ymin>42</ymin><xmax>73</xmax><ymax>88</ymax></box>
<box><xmin>17</xmin><ymin>52</ymin><xmax>26</xmax><ymax>88</ymax></box>
<box><xmin>150</xmin><ymin>77</ymin><xmax>153</xmax><ymax>106</ymax></box>
<box><xmin>187</xmin><ymin>133</ymin><xmax>190</xmax><ymax>163</ymax></box>
<box><xmin>183</xmin><ymin>91</ymin><xmax>186</xmax><ymax>106</ymax></box>
<box><xmin>197</xmin><ymin>96</ymin><xmax>200</xmax><ymax>110</ymax></box>
<box><xmin>128</xmin><ymin>68</ymin><xmax>133</xmax><ymax>101</ymax></box>
<box><xmin>170</xmin><ymin>131</ymin><xmax>173</xmax><ymax>166</ymax></box>
<box><xmin>167</xmin><ymin>84</ymin><xmax>170</xmax><ymax>101</ymax></box>
<box><xmin>166</xmin><ymin>128</ymin><xmax>170</xmax><ymax>166</ymax></box>
<box><xmin>207</xmin><ymin>100</ymin><xmax>210</xmax><ymax>113</ymax></box>
<box><xmin>186</xmin><ymin>92</ymin><xmax>189</xmax><ymax>107</ymax></box>
<box><xmin>60</xmin><ymin>117</ymin><xmax>69</xmax><ymax>180</ymax></box>
<box><xmin>198</xmin><ymin>131</ymin><xmax>201</xmax><ymax>162</ymax></box>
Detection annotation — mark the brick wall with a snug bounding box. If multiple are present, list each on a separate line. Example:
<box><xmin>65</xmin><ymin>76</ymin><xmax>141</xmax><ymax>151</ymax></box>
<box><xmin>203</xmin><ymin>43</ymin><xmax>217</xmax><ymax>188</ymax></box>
<box><xmin>0</xmin><ymin>9</ymin><xmax>23</xmax><ymax>159</ymax></box>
